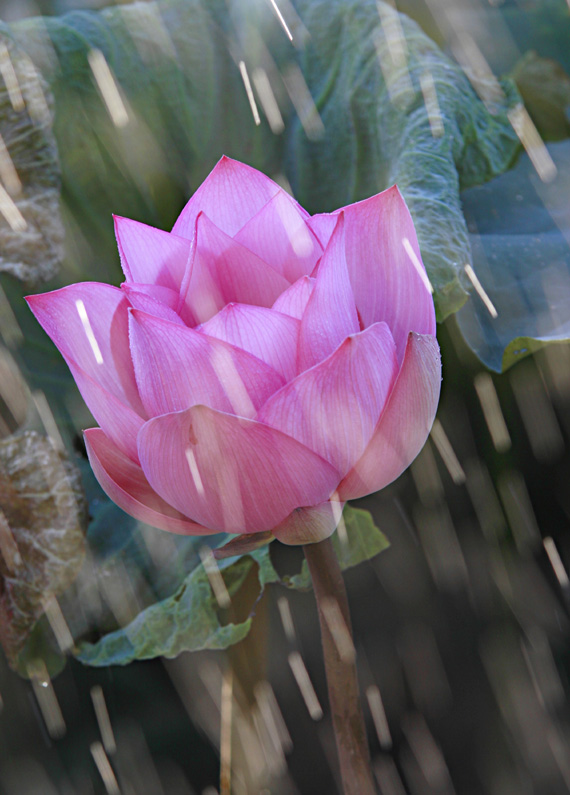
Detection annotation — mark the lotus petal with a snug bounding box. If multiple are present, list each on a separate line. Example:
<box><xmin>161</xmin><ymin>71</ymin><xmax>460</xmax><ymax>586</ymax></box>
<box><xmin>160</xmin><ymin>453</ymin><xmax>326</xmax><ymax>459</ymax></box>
<box><xmin>85</xmin><ymin>429</ymin><xmax>214</xmax><ymax>536</ymax></box>
<box><xmin>338</xmin><ymin>332</ymin><xmax>441</xmax><ymax>499</ymax></box>
<box><xmin>129</xmin><ymin>310</ymin><xmax>284</xmax><ymax>418</ymax></box>
<box><xmin>26</xmin><ymin>283</ymin><xmax>144</xmax><ymax>415</ymax></box>
<box><xmin>137</xmin><ymin>405</ymin><xmax>340</xmax><ymax>533</ymax></box>
<box><xmin>258</xmin><ymin>322</ymin><xmax>398</xmax><ymax>476</ymax></box>
<box><xmin>200</xmin><ymin>303</ymin><xmax>300</xmax><ymax>381</ymax></box>
<box><xmin>172</xmin><ymin>155</ymin><xmax>282</xmax><ymax>239</ymax></box>
<box><xmin>297</xmin><ymin>214</ymin><xmax>359</xmax><ymax>371</ymax></box>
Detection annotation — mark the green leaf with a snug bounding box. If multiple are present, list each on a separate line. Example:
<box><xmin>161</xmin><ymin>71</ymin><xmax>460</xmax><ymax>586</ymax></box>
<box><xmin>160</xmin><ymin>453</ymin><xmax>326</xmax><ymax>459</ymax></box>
<box><xmin>11</xmin><ymin>0</ymin><xmax>520</xmax><ymax>321</ymax></box>
<box><xmin>75</xmin><ymin>553</ymin><xmax>260</xmax><ymax>667</ymax></box>
<box><xmin>284</xmin><ymin>505</ymin><xmax>389</xmax><ymax>591</ymax></box>
<box><xmin>287</xmin><ymin>0</ymin><xmax>520</xmax><ymax>320</ymax></box>
<box><xmin>456</xmin><ymin>140</ymin><xmax>570</xmax><ymax>372</ymax></box>
<box><xmin>73</xmin><ymin>502</ymin><xmax>385</xmax><ymax>667</ymax></box>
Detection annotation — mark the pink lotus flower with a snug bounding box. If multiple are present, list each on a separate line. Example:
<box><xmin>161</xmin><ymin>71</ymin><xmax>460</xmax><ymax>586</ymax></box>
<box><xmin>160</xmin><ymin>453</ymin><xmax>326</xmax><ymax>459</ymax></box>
<box><xmin>27</xmin><ymin>157</ymin><xmax>440</xmax><ymax>545</ymax></box>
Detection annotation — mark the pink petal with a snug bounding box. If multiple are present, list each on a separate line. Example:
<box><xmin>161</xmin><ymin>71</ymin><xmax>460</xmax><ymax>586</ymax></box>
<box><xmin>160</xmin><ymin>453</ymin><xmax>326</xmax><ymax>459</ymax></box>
<box><xmin>257</xmin><ymin>322</ymin><xmax>398</xmax><ymax>476</ymax></box>
<box><xmin>200</xmin><ymin>303</ymin><xmax>300</xmax><ymax>381</ymax></box>
<box><xmin>172</xmin><ymin>156</ymin><xmax>283</xmax><ymax>239</ymax></box>
<box><xmin>332</xmin><ymin>187</ymin><xmax>436</xmax><ymax>360</ymax></box>
<box><xmin>121</xmin><ymin>283</ymin><xmax>185</xmax><ymax>325</ymax></box>
<box><xmin>307</xmin><ymin>212</ymin><xmax>337</xmax><ymax>248</ymax></box>
<box><xmin>272</xmin><ymin>275</ymin><xmax>315</xmax><ymax>319</ymax></box>
<box><xmin>297</xmin><ymin>214</ymin><xmax>359</xmax><ymax>371</ymax></box>
<box><xmin>137</xmin><ymin>406</ymin><xmax>340</xmax><ymax>533</ymax></box>
<box><xmin>272</xmin><ymin>500</ymin><xmax>344</xmax><ymax>545</ymax></box>
<box><xmin>234</xmin><ymin>191</ymin><xmax>322</xmax><ymax>282</ymax></box>
<box><xmin>26</xmin><ymin>283</ymin><xmax>144</xmax><ymax>415</ymax></box>
<box><xmin>338</xmin><ymin>332</ymin><xmax>441</xmax><ymax>500</ymax></box>
<box><xmin>85</xmin><ymin>429</ymin><xmax>215</xmax><ymax>536</ymax></box>
<box><xmin>68</xmin><ymin>359</ymin><xmax>144</xmax><ymax>463</ymax></box>
<box><xmin>114</xmin><ymin>216</ymin><xmax>192</xmax><ymax>291</ymax></box>
<box><xmin>181</xmin><ymin>213</ymin><xmax>292</xmax><ymax>324</ymax></box>
<box><xmin>129</xmin><ymin>310</ymin><xmax>284</xmax><ymax>418</ymax></box>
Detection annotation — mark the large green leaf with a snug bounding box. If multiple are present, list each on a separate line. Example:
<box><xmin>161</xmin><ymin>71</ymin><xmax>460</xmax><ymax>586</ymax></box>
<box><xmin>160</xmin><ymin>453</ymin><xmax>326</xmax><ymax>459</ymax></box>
<box><xmin>74</xmin><ymin>502</ymin><xmax>387</xmax><ymax>668</ymax></box>
<box><xmin>456</xmin><ymin>140</ymin><xmax>570</xmax><ymax>372</ymax></box>
<box><xmin>9</xmin><ymin>0</ymin><xmax>520</xmax><ymax>319</ymax></box>
<box><xmin>286</xmin><ymin>0</ymin><xmax>520</xmax><ymax>320</ymax></box>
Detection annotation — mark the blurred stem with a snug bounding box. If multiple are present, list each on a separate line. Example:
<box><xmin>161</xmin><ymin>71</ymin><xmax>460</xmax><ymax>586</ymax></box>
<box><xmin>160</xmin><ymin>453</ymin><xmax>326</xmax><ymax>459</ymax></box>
<box><xmin>303</xmin><ymin>538</ymin><xmax>375</xmax><ymax>795</ymax></box>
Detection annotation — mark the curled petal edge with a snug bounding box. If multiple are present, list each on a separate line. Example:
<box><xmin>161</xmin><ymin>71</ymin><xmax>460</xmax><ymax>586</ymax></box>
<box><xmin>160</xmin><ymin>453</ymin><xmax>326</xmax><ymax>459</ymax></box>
<box><xmin>85</xmin><ymin>428</ymin><xmax>216</xmax><ymax>537</ymax></box>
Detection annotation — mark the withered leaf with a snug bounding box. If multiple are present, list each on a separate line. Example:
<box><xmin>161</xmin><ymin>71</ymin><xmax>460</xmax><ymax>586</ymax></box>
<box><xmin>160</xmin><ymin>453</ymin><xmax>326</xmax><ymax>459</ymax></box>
<box><xmin>0</xmin><ymin>31</ymin><xmax>64</xmax><ymax>284</ymax></box>
<box><xmin>0</xmin><ymin>431</ymin><xmax>87</xmax><ymax>671</ymax></box>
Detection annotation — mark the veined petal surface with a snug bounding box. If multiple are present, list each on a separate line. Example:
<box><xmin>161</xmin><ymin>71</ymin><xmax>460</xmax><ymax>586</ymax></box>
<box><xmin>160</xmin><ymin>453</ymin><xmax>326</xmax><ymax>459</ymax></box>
<box><xmin>26</xmin><ymin>282</ymin><xmax>144</xmax><ymax>416</ymax></box>
<box><xmin>200</xmin><ymin>304</ymin><xmax>300</xmax><ymax>381</ymax></box>
<box><xmin>297</xmin><ymin>214</ymin><xmax>360</xmax><ymax>371</ymax></box>
<box><xmin>181</xmin><ymin>213</ymin><xmax>290</xmax><ymax>325</ymax></box>
<box><xmin>114</xmin><ymin>216</ymin><xmax>192</xmax><ymax>291</ymax></box>
<box><xmin>234</xmin><ymin>191</ymin><xmax>322</xmax><ymax>282</ymax></box>
<box><xmin>137</xmin><ymin>405</ymin><xmax>340</xmax><ymax>534</ymax></box>
<box><xmin>258</xmin><ymin>322</ymin><xmax>398</xmax><ymax>476</ymax></box>
<box><xmin>338</xmin><ymin>332</ymin><xmax>441</xmax><ymax>500</ymax></box>
<box><xmin>85</xmin><ymin>429</ymin><xmax>214</xmax><ymax>536</ymax></box>
<box><xmin>172</xmin><ymin>156</ymin><xmax>282</xmax><ymax>239</ymax></box>
<box><xmin>337</xmin><ymin>187</ymin><xmax>436</xmax><ymax>360</ymax></box>
<box><xmin>121</xmin><ymin>283</ymin><xmax>184</xmax><ymax>325</ymax></box>
<box><xmin>129</xmin><ymin>310</ymin><xmax>284</xmax><ymax>418</ymax></box>
<box><xmin>68</xmin><ymin>359</ymin><xmax>144</xmax><ymax>463</ymax></box>
<box><xmin>272</xmin><ymin>275</ymin><xmax>315</xmax><ymax>320</ymax></box>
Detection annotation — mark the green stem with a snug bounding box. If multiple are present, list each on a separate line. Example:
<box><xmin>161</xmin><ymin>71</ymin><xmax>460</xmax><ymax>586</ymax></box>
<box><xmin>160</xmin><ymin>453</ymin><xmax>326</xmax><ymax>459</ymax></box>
<box><xmin>303</xmin><ymin>537</ymin><xmax>375</xmax><ymax>795</ymax></box>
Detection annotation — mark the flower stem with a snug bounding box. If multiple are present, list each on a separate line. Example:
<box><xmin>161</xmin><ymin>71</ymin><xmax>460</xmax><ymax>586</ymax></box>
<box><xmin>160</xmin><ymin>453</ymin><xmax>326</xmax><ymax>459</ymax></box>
<box><xmin>303</xmin><ymin>537</ymin><xmax>375</xmax><ymax>795</ymax></box>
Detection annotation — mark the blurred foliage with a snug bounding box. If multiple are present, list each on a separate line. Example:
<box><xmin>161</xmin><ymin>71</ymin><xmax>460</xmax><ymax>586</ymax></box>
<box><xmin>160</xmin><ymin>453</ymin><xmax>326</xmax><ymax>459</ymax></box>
<box><xmin>0</xmin><ymin>431</ymin><xmax>86</xmax><ymax>674</ymax></box>
<box><xmin>0</xmin><ymin>33</ymin><xmax>63</xmax><ymax>283</ymax></box>
<box><xmin>511</xmin><ymin>51</ymin><xmax>570</xmax><ymax>141</ymax></box>
<box><xmin>286</xmin><ymin>0</ymin><xmax>520</xmax><ymax>319</ymax></box>
<box><xmin>4</xmin><ymin>0</ymin><xmax>521</xmax><ymax>319</ymax></box>
<box><xmin>457</xmin><ymin>140</ymin><xmax>570</xmax><ymax>372</ymax></box>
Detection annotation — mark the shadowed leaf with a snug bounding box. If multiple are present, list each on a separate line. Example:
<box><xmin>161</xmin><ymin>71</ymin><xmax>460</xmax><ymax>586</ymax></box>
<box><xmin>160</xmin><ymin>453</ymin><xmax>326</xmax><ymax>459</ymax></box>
<box><xmin>457</xmin><ymin>141</ymin><xmax>570</xmax><ymax>372</ymax></box>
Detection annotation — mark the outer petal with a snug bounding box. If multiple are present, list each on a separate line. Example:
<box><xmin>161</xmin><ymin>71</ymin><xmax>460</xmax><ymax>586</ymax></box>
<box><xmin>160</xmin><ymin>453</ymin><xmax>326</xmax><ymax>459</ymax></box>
<box><xmin>272</xmin><ymin>500</ymin><xmax>344</xmax><ymax>545</ymax></box>
<box><xmin>317</xmin><ymin>187</ymin><xmax>436</xmax><ymax>360</ymax></box>
<box><xmin>338</xmin><ymin>332</ymin><xmax>441</xmax><ymax>500</ymax></box>
<box><xmin>234</xmin><ymin>191</ymin><xmax>322</xmax><ymax>282</ymax></box>
<box><xmin>200</xmin><ymin>304</ymin><xmax>300</xmax><ymax>381</ymax></box>
<box><xmin>272</xmin><ymin>275</ymin><xmax>315</xmax><ymax>320</ymax></box>
<box><xmin>181</xmin><ymin>213</ymin><xmax>291</xmax><ymax>324</ymax></box>
<box><xmin>121</xmin><ymin>283</ymin><xmax>185</xmax><ymax>325</ymax></box>
<box><xmin>297</xmin><ymin>214</ymin><xmax>359</xmax><ymax>371</ymax></box>
<box><xmin>85</xmin><ymin>429</ymin><xmax>214</xmax><ymax>536</ymax></box>
<box><xmin>114</xmin><ymin>216</ymin><xmax>192</xmax><ymax>291</ymax></box>
<box><xmin>68</xmin><ymin>360</ymin><xmax>144</xmax><ymax>463</ymax></box>
<box><xmin>137</xmin><ymin>405</ymin><xmax>341</xmax><ymax>534</ymax></box>
<box><xmin>307</xmin><ymin>213</ymin><xmax>337</xmax><ymax>248</ymax></box>
<box><xmin>129</xmin><ymin>310</ymin><xmax>284</xmax><ymax>418</ymax></box>
<box><xmin>172</xmin><ymin>156</ymin><xmax>283</xmax><ymax>239</ymax></box>
<box><xmin>26</xmin><ymin>283</ymin><xmax>144</xmax><ymax>415</ymax></box>
<box><xmin>257</xmin><ymin>322</ymin><xmax>398</xmax><ymax>477</ymax></box>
